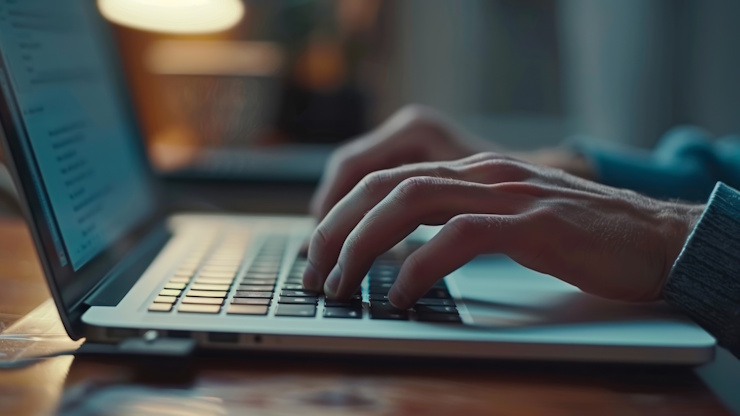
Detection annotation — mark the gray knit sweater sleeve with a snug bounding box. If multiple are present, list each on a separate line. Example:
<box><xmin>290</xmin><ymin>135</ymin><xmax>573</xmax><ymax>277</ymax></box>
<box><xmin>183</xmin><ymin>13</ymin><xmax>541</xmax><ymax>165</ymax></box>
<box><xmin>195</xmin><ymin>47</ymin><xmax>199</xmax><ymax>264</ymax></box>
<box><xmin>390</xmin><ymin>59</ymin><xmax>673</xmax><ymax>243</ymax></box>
<box><xmin>662</xmin><ymin>182</ymin><xmax>740</xmax><ymax>357</ymax></box>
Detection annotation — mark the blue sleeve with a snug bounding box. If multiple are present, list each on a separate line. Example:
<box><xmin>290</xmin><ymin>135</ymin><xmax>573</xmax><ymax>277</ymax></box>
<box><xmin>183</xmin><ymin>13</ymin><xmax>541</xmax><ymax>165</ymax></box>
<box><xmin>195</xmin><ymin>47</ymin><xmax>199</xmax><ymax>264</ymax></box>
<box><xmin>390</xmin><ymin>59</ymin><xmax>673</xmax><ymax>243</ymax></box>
<box><xmin>572</xmin><ymin>126</ymin><xmax>740</xmax><ymax>202</ymax></box>
<box><xmin>662</xmin><ymin>182</ymin><xmax>740</xmax><ymax>358</ymax></box>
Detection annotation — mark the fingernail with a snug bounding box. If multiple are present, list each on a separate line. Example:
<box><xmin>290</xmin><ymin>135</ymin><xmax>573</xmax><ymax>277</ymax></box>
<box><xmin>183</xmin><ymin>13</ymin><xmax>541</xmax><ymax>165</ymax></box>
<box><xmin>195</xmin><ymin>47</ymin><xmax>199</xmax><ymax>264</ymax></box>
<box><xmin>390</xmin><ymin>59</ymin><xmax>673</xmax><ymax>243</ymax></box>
<box><xmin>302</xmin><ymin>264</ymin><xmax>321</xmax><ymax>291</ymax></box>
<box><xmin>388</xmin><ymin>284</ymin><xmax>410</xmax><ymax>310</ymax></box>
<box><xmin>324</xmin><ymin>265</ymin><xmax>342</xmax><ymax>298</ymax></box>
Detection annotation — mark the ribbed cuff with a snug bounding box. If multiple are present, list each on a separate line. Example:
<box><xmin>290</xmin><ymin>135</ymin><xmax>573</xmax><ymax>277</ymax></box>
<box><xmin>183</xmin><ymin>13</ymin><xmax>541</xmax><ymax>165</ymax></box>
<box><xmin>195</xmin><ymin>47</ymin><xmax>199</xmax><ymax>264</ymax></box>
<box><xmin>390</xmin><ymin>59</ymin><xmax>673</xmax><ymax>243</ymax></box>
<box><xmin>662</xmin><ymin>182</ymin><xmax>740</xmax><ymax>356</ymax></box>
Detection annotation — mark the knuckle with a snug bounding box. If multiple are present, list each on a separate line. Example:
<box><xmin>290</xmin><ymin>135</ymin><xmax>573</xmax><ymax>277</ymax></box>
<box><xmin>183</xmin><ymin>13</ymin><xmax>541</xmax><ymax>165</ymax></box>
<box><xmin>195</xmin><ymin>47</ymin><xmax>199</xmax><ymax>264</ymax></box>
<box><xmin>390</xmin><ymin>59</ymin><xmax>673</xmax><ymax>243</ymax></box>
<box><xmin>396</xmin><ymin>104</ymin><xmax>433</xmax><ymax>124</ymax></box>
<box><xmin>475</xmin><ymin>151</ymin><xmax>505</xmax><ymax>162</ymax></box>
<box><xmin>394</xmin><ymin>176</ymin><xmax>436</xmax><ymax>200</ymax></box>
<box><xmin>523</xmin><ymin>205</ymin><xmax>564</xmax><ymax>231</ymax></box>
<box><xmin>470</xmin><ymin>158</ymin><xmax>531</xmax><ymax>179</ymax></box>
<box><xmin>432</xmin><ymin>164</ymin><xmax>460</xmax><ymax>180</ymax></box>
<box><xmin>446</xmin><ymin>214</ymin><xmax>483</xmax><ymax>237</ymax></box>
<box><xmin>492</xmin><ymin>181</ymin><xmax>546</xmax><ymax>197</ymax></box>
<box><xmin>533</xmin><ymin>204</ymin><xmax>560</xmax><ymax>220</ymax></box>
<box><xmin>359</xmin><ymin>170</ymin><xmax>394</xmax><ymax>196</ymax></box>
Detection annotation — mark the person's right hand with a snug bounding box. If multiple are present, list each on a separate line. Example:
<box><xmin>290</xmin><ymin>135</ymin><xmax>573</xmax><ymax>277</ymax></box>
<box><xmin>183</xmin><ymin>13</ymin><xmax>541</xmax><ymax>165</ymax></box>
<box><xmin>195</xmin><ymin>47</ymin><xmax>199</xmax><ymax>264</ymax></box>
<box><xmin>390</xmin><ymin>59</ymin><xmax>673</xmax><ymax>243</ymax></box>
<box><xmin>302</xmin><ymin>152</ymin><xmax>704</xmax><ymax>308</ymax></box>
<box><xmin>310</xmin><ymin>105</ymin><xmax>494</xmax><ymax>220</ymax></box>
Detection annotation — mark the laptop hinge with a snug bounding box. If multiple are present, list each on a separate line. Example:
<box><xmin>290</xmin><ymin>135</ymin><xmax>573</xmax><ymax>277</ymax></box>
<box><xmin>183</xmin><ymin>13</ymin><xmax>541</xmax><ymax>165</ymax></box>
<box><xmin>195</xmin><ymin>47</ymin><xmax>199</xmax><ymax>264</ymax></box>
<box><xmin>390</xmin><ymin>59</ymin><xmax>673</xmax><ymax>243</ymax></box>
<box><xmin>84</xmin><ymin>222</ymin><xmax>171</xmax><ymax>307</ymax></box>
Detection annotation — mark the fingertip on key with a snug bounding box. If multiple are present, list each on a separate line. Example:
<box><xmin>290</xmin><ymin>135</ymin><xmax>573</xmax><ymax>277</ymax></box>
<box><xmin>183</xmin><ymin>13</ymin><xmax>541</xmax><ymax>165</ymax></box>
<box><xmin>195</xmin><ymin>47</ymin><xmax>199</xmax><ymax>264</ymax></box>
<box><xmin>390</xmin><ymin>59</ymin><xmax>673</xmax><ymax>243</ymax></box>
<box><xmin>388</xmin><ymin>285</ymin><xmax>411</xmax><ymax>310</ymax></box>
<box><xmin>302</xmin><ymin>264</ymin><xmax>322</xmax><ymax>292</ymax></box>
<box><xmin>323</xmin><ymin>265</ymin><xmax>342</xmax><ymax>298</ymax></box>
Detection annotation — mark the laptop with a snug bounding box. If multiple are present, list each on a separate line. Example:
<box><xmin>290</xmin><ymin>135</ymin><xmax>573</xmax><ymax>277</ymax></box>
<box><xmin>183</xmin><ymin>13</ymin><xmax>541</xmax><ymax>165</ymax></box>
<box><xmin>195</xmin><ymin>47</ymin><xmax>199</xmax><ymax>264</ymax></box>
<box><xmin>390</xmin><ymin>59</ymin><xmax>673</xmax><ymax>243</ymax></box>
<box><xmin>0</xmin><ymin>0</ymin><xmax>715</xmax><ymax>364</ymax></box>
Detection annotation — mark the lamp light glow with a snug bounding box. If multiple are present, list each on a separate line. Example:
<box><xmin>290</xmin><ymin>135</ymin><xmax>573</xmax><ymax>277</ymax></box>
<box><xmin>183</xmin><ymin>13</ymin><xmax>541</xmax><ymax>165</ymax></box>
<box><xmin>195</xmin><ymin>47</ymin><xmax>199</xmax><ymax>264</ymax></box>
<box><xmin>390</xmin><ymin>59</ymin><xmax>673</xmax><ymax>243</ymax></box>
<box><xmin>97</xmin><ymin>0</ymin><xmax>245</xmax><ymax>35</ymax></box>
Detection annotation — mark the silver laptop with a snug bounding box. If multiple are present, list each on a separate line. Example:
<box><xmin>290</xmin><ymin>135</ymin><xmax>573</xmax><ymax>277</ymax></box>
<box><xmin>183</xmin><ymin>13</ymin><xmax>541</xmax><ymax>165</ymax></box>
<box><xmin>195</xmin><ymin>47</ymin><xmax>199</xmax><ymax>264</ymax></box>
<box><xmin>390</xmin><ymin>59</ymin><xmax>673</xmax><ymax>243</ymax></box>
<box><xmin>0</xmin><ymin>0</ymin><xmax>715</xmax><ymax>364</ymax></box>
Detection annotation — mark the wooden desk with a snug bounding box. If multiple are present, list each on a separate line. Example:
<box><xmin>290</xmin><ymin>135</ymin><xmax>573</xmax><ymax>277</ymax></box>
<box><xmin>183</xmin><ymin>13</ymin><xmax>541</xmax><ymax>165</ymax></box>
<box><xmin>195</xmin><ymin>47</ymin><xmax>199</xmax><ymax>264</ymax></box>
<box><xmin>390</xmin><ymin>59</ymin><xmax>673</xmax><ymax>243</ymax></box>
<box><xmin>0</xmin><ymin>218</ymin><xmax>730</xmax><ymax>415</ymax></box>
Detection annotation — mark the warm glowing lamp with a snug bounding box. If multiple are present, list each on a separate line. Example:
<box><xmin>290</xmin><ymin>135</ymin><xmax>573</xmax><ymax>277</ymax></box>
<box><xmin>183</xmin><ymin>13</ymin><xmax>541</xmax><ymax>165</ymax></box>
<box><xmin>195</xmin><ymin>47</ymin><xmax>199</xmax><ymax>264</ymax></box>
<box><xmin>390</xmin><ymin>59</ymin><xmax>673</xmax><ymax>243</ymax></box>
<box><xmin>97</xmin><ymin>0</ymin><xmax>245</xmax><ymax>35</ymax></box>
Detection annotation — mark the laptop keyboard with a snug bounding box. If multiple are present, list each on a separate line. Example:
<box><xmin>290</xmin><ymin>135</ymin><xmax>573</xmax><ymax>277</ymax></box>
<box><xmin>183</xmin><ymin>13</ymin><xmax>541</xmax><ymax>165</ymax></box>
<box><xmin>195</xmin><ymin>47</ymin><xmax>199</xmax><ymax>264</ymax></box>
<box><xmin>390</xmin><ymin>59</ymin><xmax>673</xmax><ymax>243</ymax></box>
<box><xmin>148</xmin><ymin>235</ymin><xmax>462</xmax><ymax>324</ymax></box>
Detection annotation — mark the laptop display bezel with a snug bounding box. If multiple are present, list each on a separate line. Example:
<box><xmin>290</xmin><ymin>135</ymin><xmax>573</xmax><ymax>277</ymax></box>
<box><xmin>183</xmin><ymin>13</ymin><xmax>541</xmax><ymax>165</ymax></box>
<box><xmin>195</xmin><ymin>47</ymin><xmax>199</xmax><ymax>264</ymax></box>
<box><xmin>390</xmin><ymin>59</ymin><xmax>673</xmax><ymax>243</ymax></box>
<box><xmin>0</xmin><ymin>3</ymin><xmax>168</xmax><ymax>339</ymax></box>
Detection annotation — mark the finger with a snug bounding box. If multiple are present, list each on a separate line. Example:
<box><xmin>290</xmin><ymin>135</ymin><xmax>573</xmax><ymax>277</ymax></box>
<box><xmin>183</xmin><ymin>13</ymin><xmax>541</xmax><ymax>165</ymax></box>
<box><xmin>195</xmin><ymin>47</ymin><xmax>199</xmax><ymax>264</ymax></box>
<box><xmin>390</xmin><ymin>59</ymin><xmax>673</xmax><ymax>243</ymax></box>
<box><xmin>323</xmin><ymin>178</ymin><xmax>536</xmax><ymax>299</ymax></box>
<box><xmin>310</xmin><ymin>130</ymin><xmax>423</xmax><ymax>221</ymax></box>
<box><xmin>303</xmin><ymin>156</ymin><xmax>534</xmax><ymax>291</ymax></box>
<box><xmin>388</xmin><ymin>214</ymin><xmax>532</xmax><ymax>309</ymax></box>
<box><xmin>304</xmin><ymin>162</ymin><xmax>458</xmax><ymax>291</ymax></box>
<box><xmin>310</xmin><ymin>108</ymin><xmax>471</xmax><ymax>220</ymax></box>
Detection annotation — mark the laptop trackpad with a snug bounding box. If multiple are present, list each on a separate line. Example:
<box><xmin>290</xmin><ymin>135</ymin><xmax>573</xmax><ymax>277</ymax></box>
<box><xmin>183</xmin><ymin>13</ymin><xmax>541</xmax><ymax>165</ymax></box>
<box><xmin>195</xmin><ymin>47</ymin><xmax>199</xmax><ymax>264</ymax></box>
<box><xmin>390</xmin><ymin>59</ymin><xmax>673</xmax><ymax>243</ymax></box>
<box><xmin>452</xmin><ymin>256</ymin><xmax>680</xmax><ymax>329</ymax></box>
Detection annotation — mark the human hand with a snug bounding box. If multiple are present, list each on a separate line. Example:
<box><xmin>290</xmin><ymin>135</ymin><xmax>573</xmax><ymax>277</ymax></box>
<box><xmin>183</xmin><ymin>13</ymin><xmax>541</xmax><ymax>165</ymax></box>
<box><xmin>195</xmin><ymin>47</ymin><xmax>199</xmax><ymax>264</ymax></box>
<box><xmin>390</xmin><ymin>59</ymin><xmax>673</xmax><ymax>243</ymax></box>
<box><xmin>310</xmin><ymin>105</ymin><xmax>599</xmax><ymax>222</ymax></box>
<box><xmin>309</xmin><ymin>105</ymin><xmax>495</xmax><ymax>220</ymax></box>
<box><xmin>303</xmin><ymin>152</ymin><xmax>704</xmax><ymax>309</ymax></box>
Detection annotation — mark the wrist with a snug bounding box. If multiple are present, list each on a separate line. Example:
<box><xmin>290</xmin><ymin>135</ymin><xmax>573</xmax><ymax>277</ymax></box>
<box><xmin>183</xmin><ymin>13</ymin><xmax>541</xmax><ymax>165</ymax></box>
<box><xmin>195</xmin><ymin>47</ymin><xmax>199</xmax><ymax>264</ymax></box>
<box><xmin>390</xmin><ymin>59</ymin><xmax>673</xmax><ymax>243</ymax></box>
<box><xmin>656</xmin><ymin>202</ymin><xmax>705</xmax><ymax>295</ymax></box>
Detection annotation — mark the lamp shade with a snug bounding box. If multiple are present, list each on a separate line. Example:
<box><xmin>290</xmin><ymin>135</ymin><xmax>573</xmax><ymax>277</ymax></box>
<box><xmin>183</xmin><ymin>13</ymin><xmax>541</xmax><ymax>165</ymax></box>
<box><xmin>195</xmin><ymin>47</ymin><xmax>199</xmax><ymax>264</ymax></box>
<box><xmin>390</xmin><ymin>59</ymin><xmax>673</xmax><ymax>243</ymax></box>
<box><xmin>97</xmin><ymin>0</ymin><xmax>245</xmax><ymax>35</ymax></box>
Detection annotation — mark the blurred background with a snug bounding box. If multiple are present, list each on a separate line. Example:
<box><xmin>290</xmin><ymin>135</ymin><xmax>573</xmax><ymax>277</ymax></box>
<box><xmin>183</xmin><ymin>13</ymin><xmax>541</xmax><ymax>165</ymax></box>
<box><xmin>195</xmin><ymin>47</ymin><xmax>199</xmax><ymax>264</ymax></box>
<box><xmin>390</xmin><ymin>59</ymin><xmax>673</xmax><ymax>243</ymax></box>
<box><xmin>105</xmin><ymin>0</ymin><xmax>740</xmax><ymax>163</ymax></box>
<box><xmin>1</xmin><ymin>0</ymin><xmax>739</xmax><ymax>213</ymax></box>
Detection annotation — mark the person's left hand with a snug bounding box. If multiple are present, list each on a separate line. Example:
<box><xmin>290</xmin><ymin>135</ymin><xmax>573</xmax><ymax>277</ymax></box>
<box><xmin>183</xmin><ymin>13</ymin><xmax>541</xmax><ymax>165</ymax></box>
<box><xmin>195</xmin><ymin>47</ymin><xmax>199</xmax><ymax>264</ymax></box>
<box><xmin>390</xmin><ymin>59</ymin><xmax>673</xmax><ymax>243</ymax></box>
<box><xmin>302</xmin><ymin>152</ymin><xmax>704</xmax><ymax>309</ymax></box>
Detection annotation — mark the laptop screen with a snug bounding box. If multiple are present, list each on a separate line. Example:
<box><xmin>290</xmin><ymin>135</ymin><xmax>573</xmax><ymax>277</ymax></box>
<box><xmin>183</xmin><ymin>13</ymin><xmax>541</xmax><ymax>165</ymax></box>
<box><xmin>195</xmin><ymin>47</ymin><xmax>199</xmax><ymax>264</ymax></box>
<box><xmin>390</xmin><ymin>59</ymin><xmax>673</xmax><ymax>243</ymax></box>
<box><xmin>0</xmin><ymin>0</ymin><xmax>156</xmax><ymax>271</ymax></box>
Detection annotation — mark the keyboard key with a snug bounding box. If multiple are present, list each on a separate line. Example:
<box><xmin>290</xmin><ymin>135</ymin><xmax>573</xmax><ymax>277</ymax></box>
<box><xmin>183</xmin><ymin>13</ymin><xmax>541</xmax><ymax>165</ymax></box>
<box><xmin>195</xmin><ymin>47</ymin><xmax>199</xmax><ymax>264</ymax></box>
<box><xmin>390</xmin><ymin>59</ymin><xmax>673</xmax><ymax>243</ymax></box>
<box><xmin>369</xmin><ymin>285</ymin><xmax>393</xmax><ymax>295</ymax></box>
<box><xmin>199</xmin><ymin>271</ymin><xmax>236</xmax><ymax>279</ymax></box>
<box><xmin>414</xmin><ymin>305</ymin><xmax>457</xmax><ymax>314</ymax></box>
<box><xmin>370</xmin><ymin>302</ymin><xmax>409</xmax><ymax>320</ymax></box>
<box><xmin>164</xmin><ymin>282</ymin><xmax>187</xmax><ymax>290</ymax></box>
<box><xmin>243</xmin><ymin>272</ymin><xmax>278</xmax><ymax>279</ymax></box>
<box><xmin>238</xmin><ymin>284</ymin><xmax>274</xmax><ymax>292</ymax></box>
<box><xmin>228</xmin><ymin>304</ymin><xmax>269</xmax><ymax>315</ymax></box>
<box><xmin>175</xmin><ymin>267</ymin><xmax>196</xmax><ymax>276</ymax></box>
<box><xmin>278</xmin><ymin>296</ymin><xmax>317</xmax><ymax>305</ymax></box>
<box><xmin>190</xmin><ymin>283</ymin><xmax>231</xmax><ymax>291</ymax></box>
<box><xmin>281</xmin><ymin>283</ymin><xmax>306</xmax><ymax>291</ymax></box>
<box><xmin>231</xmin><ymin>298</ymin><xmax>271</xmax><ymax>306</ymax></box>
<box><xmin>325</xmin><ymin>299</ymin><xmax>362</xmax><ymax>307</ymax></box>
<box><xmin>234</xmin><ymin>291</ymin><xmax>273</xmax><ymax>299</ymax></box>
<box><xmin>153</xmin><ymin>295</ymin><xmax>177</xmax><ymax>304</ymax></box>
<box><xmin>250</xmin><ymin>260</ymin><xmax>281</xmax><ymax>267</ymax></box>
<box><xmin>198</xmin><ymin>270</ymin><xmax>236</xmax><ymax>279</ymax></box>
<box><xmin>194</xmin><ymin>278</ymin><xmax>234</xmax><ymax>285</ymax></box>
<box><xmin>178</xmin><ymin>304</ymin><xmax>221</xmax><ymax>314</ymax></box>
<box><xmin>204</xmin><ymin>259</ymin><xmax>241</xmax><ymax>266</ymax></box>
<box><xmin>324</xmin><ymin>307</ymin><xmax>362</xmax><ymax>319</ymax></box>
<box><xmin>186</xmin><ymin>290</ymin><xmax>228</xmax><ymax>298</ymax></box>
<box><xmin>182</xmin><ymin>296</ymin><xmax>224</xmax><ymax>305</ymax></box>
<box><xmin>421</xmin><ymin>288</ymin><xmax>452</xmax><ymax>299</ymax></box>
<box><xmin>281</xmin><ymin>290</ymin><xmax>319</xmax><ymax>297</ymax></box>
<box><xmin>248</xmin><ymin>267</ymin><xmax>279</xmax><ymax>274</ymax></box>
<box><xmin>169</xmin><ymin>276</ymin><xmax>191</xmax><ymax>283</ymax></box>
<box><xmin>416</xmin><ymin>313</ymin><xmax>462</xmax><ymax>323</ymax></box>
<box><xmin>369</xmin><ymin>276</ymin><xmax>396</xmax><ymax>284</ymax></box>
<box><xmin>275</xmin><ymin>304</ymin><xmax>316</xmax><ymax>317</ymax></box>
<box><xmin>415</xmin><ymin>298</ymin><xmax>455</xmax><ymax>307</ymax></box>
<box><xmin>368</xmin><ymin>268</ymin><xmax>398</xmax><ymax>278</ymax></box>
<box><xmin>369</xmin><ymin>282</ymin><xmax>393</xmax><ymax>290</ymax></box>
<box><xmin>201</xmin><ymin>265</ymin><xmax>239</xmax><ymax>272</ymax></box>
<box><xmin>159</xmin><ymin>289</ymin><xmax>182</xmax><ymax>297</ymax></box>
<box><xmin>369</xmin><ymin>294</ymin><xmax>389</xmax><ymax>302</ymax></box>
<box><xmin>148</xmin><ymin>303</ymin><xmax>172</xmax><ymax>312</ymax></box>
<box><xmin>240</xmin><ymin>278</ymin><xmax>276</xmax><ymax>285</ymax></box>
